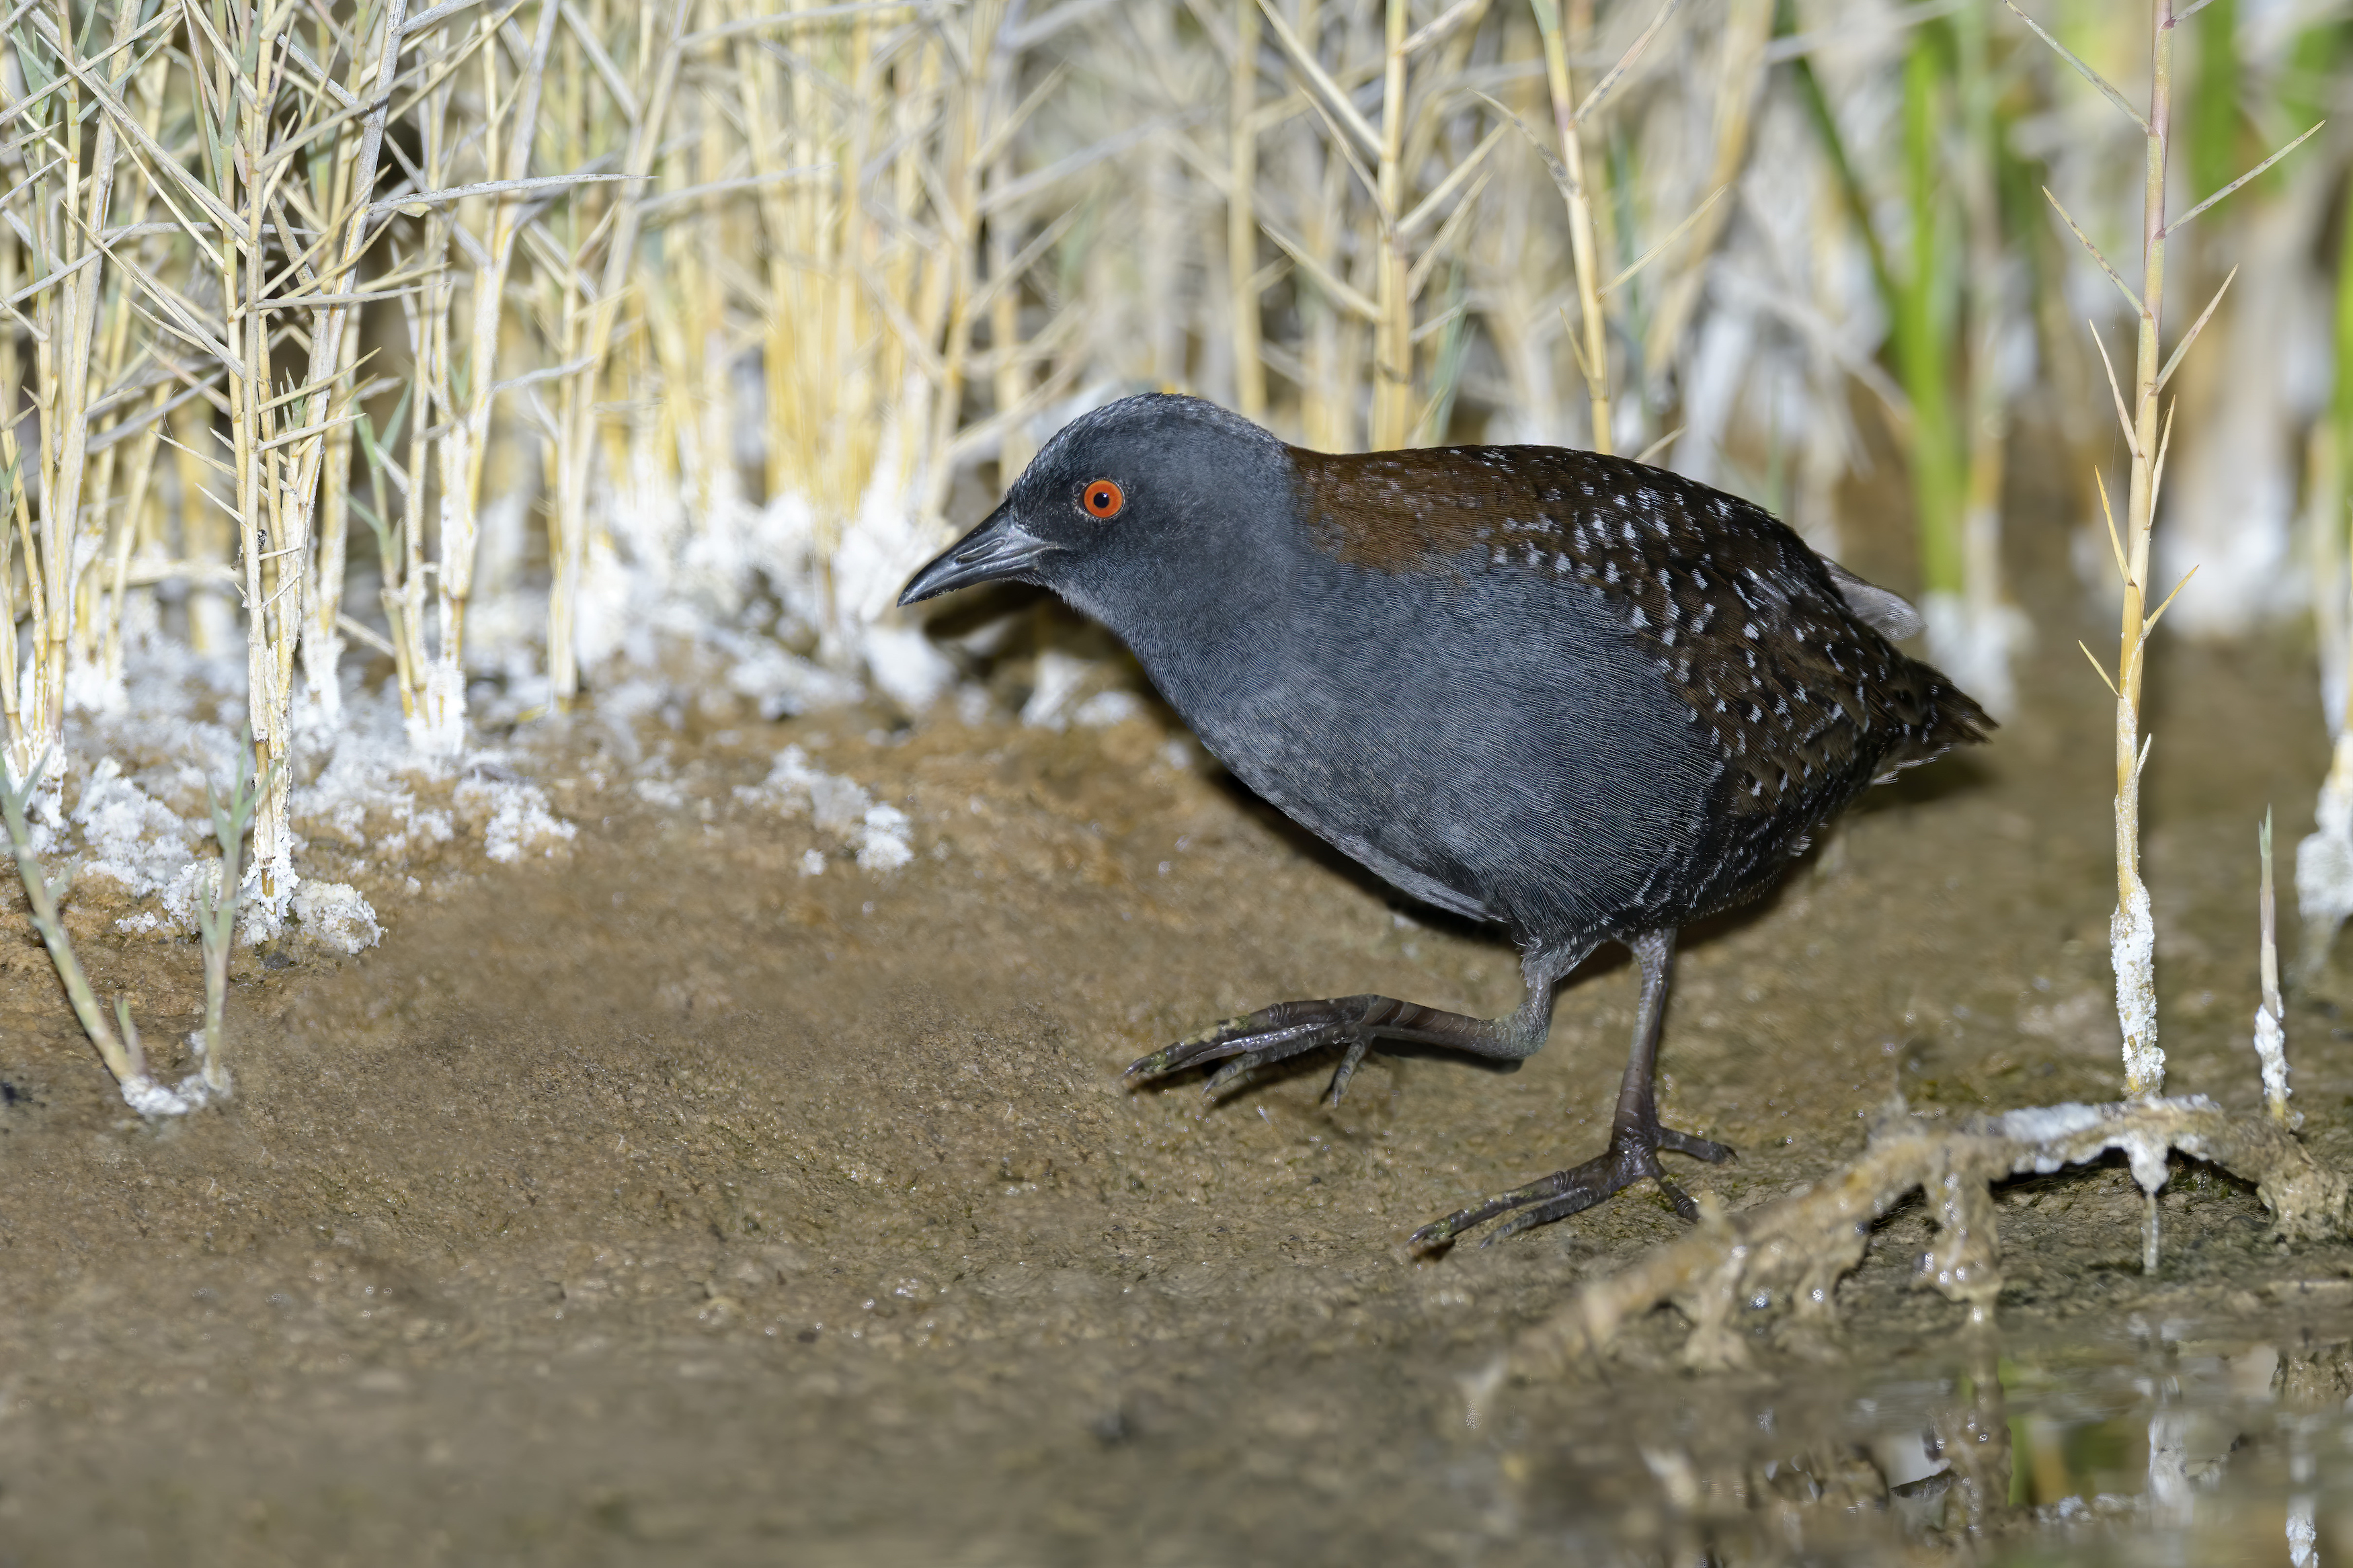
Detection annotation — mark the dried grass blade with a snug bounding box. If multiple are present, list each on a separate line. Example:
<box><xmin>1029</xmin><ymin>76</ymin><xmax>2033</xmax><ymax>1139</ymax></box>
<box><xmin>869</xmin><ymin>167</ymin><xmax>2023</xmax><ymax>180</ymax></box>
<box><xmin>636</xmin><ymin>163</ymin><xmax>830</xmax><ymax>218</ymax></box>
<box><xmin>2142</xmin><ymin>565</ymin><xmax>2197</xmax><ymax>637</ymax></box>
<box><xmin>401</xmin><ymin>0</ymin><xmax>498</xmax><ymax>37</ymax></box>
<box><xmin>2165</xmin><ymin>121</ymin><xmax>2325</xmax><ymax>239</ymax></box>
<box><xmin>1405</xmin><ymin>168</ymin><xmax>1492</xmax><ymax>297</ymax></box>
<box><xmin>2087</xmin><ymin>318</ymin><xmax>2139</xmax><ymax>458</ymax></box>
<box><xmin>85</xmin><ymin>375</ymin><xmax>225</xmax><ymax>455</ymax></box>
<box><xmin>367</xmin><ymin>169</ymin><xmax>642</xmax><ymax>216</ymax></box>
<box><xmin>973</xmin><ymin>60</ymin><xmax>1071</xmax><ymax>170</ymax></box>
<box><xmin>682</xmin><ymin>0</ymin><xmax>951</xmax><ymax>50</ymax></box>
<box><xmin>50</xmin><ymin>50</ymin><xmax>242</xmax><ymax>233</ymax></box>
<box><xmin>1571</xmin><ymin>0</ymin><xmax>1683</xmax><ymax>127</ymax></box>
<box><xmin>1634</xmin><ymin>426</ymin><xmax>1683</xmax><ymax>466</ymax></box>
<box><xmin>968</xmin><ymin>202</ymin><xmax>1086</xmax><ymax>317</ymax></box>
<box><xmin>1601</xmin><ymin>183</ymin><xmax>1727</xmax><ymax>296</ymax></box>
<box><xmin>2079</xmin><ymin>639</ymin><xmax>2120</xmax><ymax>696</ymax></box>
<box><xmin>2095</xmin><ymin>467</ymin><xmax>2127</xmax><ymax>581</ymax></box>
<box><xmin>1472</xmin><ymin>89</ymin><xmax>1572</xmax><ymax>202</ymax></box>
<box><xmin>2044</xmin><ymin>186</ymin><xmax>2141</xmax><ymax>315</ymax></box>
<box><xmin>1398</xmin><ymin>121</ymin><xmax>1505</xmax><ymax>239</ymax></box>
<box><xmin>557</xmin><ymin>0</ymin><xmax>638</xmax><ymax>120</ymax></box>
<box><xmin>1253</xmin><ymin>0</ymin><xmax>1381</xmax><ymax>161</ymax></box>
<box><xmin>2150</xmin><ymin>397</ymin><xmax>2178</xmax><ymax>514</ymax></box>
<box><xmin>2155</xmin><ymin>265</ymin><xmax>2234</xmax><ymax>393</ymax></box>
<box><xmin>978</xmin><ymin>117</ymin><xmax>1177</xmax><ymax>216</ymax></box>
<box><xmin>1259</xmin><ymin>218</ymin><xmax>1380</xmax><ymax>320</ymax></box>
<box><xmin>1402</xmin><ymin>0</ymin><xmax>1486</xmax><ymax>57</ymax></box>
<box><xmin>0</xmin><ymin>252</ymin><xmax>98</xmax><ymax>311</ymax></box>
<box><xmin>2006</xmin><ymin>1</ymin><xmax>2147</xmax><ymax>132</ymax></box>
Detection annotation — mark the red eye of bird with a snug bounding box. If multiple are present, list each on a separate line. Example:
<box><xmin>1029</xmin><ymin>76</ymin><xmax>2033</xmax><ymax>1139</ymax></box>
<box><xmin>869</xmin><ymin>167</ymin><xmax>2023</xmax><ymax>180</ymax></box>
<box><xmin>1082</xmin><ymin>479</ymin><xmax>1124</xmax><ymax>519</ymax></box>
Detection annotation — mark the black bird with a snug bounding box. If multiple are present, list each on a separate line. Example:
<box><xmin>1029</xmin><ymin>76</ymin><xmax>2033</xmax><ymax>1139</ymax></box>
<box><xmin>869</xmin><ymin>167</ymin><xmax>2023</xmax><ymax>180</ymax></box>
<box><xmin>900</xmin><ymin>394</ymin><xmax>1989</xmax><ymax>1249</ymax></box>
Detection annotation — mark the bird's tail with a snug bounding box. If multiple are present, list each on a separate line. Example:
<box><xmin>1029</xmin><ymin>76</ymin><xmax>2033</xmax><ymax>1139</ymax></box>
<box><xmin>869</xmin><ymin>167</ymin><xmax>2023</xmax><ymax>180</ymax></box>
<box><xmin>1876</xmin><ymin>657</ymin><xmax>1996</xmax><ymax>778</ymax></box>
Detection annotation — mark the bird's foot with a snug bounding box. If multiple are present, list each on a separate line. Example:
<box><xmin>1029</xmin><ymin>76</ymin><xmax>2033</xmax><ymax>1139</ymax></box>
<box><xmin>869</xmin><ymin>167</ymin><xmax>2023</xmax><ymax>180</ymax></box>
<box><xmin>1407</xmin><ymin>1120</ymin><xmax>1734</xmax><ymax>1254</ymax></box>
<box><xmin>1123</xmin><ymin>997</ymin><xmax>1378</xmax><ymax>1106</ymax></box>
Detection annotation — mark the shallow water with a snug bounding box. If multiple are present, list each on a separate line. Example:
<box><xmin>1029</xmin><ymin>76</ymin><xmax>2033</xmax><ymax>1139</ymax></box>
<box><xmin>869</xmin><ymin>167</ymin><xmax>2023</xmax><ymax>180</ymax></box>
<box><xmin>1</xmin><ymin>591</ymin><xmax>2348</xmax><ymax>1561</ymax></box>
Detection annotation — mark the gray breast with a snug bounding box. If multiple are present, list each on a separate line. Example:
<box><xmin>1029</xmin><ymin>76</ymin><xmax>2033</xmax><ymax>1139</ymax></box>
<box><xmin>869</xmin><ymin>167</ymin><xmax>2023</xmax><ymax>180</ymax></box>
<box><xmin>1138</xmin><ymin>548</ymin><xmax>1722</xmax><ymax>944</ymax></box>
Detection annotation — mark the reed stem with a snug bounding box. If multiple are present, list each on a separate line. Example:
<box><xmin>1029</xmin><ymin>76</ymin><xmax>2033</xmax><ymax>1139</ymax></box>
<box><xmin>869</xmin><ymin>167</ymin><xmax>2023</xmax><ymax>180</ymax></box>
<box><xmin>2111</xmin><ymin>0</ymin><xmax>2175</xmax><ymax>1099</ymax></box>
<box><xmin>1533</xmin><ymin>0</ymin><xmax>1611</xmax><ymax>452</ymax></box>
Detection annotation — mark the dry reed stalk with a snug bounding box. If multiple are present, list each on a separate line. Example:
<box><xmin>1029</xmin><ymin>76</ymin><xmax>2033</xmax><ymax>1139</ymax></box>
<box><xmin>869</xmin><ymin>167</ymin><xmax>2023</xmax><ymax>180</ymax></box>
<box><xmin>7</xmin><ymin>1</ymin><xmax>139</xmax><ymax>800</ymax></box>
<box><xmin>1254</xmin><ymin>0</ymin><xmax>1372</xmax><ymax>446</ymax></box>
<box><xmin>2017</xmin><ymin>0</ymin><xmax>2319</xmax><ymax>1096</ymax></box>
<box><xmin>87</xmin><ymin>58</ymin><xmax>172</xmax><ymax>699</ymax></box>
<box><xmin>354</xmin><ymin>399</ymin><xmax>420</xmax><ymax>710</ymax></box>
<box><xmin>546</xmin><ymin>0</ymin><xmax>683</xmax><ymax>710</ymax></box>
<box><xmin>1638</xmin><ymin>0</ymin><xmax>1767</xmax><ymax>384</ymax></box>
<box><xmin>985</xmin><ymin>50</ymin><xmax>1031</xmax><ymax>477</ymax></box>
<box><xmin>416</xmin><ymin>0</ymin><xmax>561</xmax><ymax>755</ymax></box>
<box><xmin>2093</xmin><ymin>1</ymin><xmax>2175</xmax><ymax>1099</ymax></box>
<box><xmin>1531</xmin><ymin>0</ymin><xmax>1613</xmax><ymax>451</ymax></box>
<box><xmin>0</xmin><ymin>739</ymin><xmax>262</xmax><ymax>1110</ymax></box>
<box><xmin>16</xmin><ymin>0</ymin><xmax>378</xmax><ymax>895</ymax></box>
<box><xmin>920</xmin><ymin>5</ymin><xmax>1008</xmax><ymax>521</ymax></box>
<box><xmin>0</xmin><ymin>753</ymin><xmax>143</xmax><ymax>1089</ymax></box>
<box><xmin>89</xmin><ymin>36</ymin><xmax>179</xmax><ymax>693</ymax></box>
<box><xmin>294</xmin><ymin>0</ymin><xmax>413</xmax><ymax>727</ymax></box>
<box><xmin>1229</xmin><ymin>0</ymin><xmax>1267</xmax><ymax>420</ymax></box>
<box><xmin>1250</xmin><ymin>0</ymin><xmax>1503</xmax><ymax>452</ymax></box>
<box><xmin>196</xmin><ymin>0</ymin><xmax>416</xmax><ymax>904</ymax></box>
<box><xmin>195</xmin><ymin>742</ymin><xmax>266</xmax><ymax>1093</ymax></box>
<box><xmin>2256</xmin><ymin>809</ymin><xmax>2290</xmax><ymax>1124</ymax></box>
<box><xmin>820</xmin><ymin>9</ymin><xmax>878</xmax><ymax>595</ymax></box>
<box><xmin>1523</xmin><ymin>0</ymin><xmax>1718</xmax><ymax>458</ymax></box>
<box><xmin>1369</xmin><ymin>0</ymin><xmax>1410</xmax><ymax>448</ymax></box>
<box><xmin>396</xmin><ymin>26</ymin><xmax>458</xmax><ymax>736</ymax></box>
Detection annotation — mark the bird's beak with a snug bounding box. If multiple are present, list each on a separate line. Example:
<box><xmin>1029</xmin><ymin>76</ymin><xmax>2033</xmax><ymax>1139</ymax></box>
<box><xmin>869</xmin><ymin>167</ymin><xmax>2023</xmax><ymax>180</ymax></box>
<box><xmin>897</xmin><ymin>505</ymin><xmax>1055</xmax><ymax>606</ymax></box>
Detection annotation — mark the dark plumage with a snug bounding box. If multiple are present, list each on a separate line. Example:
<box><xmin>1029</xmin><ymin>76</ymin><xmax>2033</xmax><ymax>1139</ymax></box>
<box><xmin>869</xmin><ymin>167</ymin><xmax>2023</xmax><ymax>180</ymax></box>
<box><xmin>901</xmin><ymin>393</ymin><xmax>1990</xmax><ymax>1249</ymax></box>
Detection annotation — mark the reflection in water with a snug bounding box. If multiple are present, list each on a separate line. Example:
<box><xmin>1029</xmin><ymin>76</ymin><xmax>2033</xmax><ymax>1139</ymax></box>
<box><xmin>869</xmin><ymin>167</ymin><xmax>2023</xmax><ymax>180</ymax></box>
<box><xmin>1472</xmin><ymin>1317</ymin><xmax>2353</xmax><ymax>1565</ymax></box>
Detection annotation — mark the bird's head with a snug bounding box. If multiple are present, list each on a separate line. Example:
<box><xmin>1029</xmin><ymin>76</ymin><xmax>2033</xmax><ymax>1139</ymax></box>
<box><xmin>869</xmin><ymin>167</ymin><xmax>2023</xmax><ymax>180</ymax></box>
<box><xmin>897</xmin><ymin>393</ymin><xmax>1289</xmax><ymax>615</ymax></box>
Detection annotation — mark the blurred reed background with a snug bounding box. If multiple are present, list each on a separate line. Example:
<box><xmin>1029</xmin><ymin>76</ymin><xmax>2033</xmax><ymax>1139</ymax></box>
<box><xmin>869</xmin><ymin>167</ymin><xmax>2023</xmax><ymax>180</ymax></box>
<box><xmin>1</xmin><ymin>0</ymin><xmax>2349</xmax><ymax>924</ymax></box>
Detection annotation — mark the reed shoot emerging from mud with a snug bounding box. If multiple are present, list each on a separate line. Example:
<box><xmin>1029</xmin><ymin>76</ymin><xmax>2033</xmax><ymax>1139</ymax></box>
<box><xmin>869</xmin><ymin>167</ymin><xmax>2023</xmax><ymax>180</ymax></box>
<box><xmin>0</xmin><ymin>747</ymin><xmax>265</xmax><ymax>1115</ymax></box>
<box><xmin>196</xmin><ymin>745</ymin><xmax>270</xmax><ymax>1097</ymax></box>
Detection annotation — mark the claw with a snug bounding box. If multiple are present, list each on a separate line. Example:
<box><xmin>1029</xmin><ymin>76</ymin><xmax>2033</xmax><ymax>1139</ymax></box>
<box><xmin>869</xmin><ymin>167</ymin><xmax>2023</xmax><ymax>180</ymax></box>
<box><xmin>1123</xmin><ymin>998</ymin><xmax>1368</xmax><ymax>1096</ymax></box>
<box><xmin>1321</xmin><ymin>1040</ymin><xmax>1369</xmax><ymax>1106</ymax></box>
<box><xmin>1480</xmin><ymin>1206</ymin><xmax>1556</xmax><ymax>1249</ymax></box>
<box><xmin>1412</xmin><ymin>1120</ymin><xmax>1735</xmax><ymax>1252</ymax></box>
<box><xmin>1653</xmin><ymin>1175</ymin><xmax>1698</xmax><ymax>1220</ymax></box>
<box><xmin>1202</xmin><ymin>1055</ymin><xmax>1263</xmax><ymax>1098</ymax></box>
<box><xmin>1656</xmin><ymin>1126</ymin><xmax>1736</xmax><ymax>1163</ymax></box>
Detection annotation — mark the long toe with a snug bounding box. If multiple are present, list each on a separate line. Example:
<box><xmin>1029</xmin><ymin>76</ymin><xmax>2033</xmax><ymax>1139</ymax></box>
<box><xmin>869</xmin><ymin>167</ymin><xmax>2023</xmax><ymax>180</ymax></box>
<box><xmin>1200</xmin><ymin>1055</ymin><xmax>1267</xmax><ymax>1100</ymax></box>
<box><xmin>1407</xmin><ymin>1148</ymin><xmax>1633</xmax><ymax>1253</ymax></box>
<box><xmin>1482</xmin><ymin>1183</ymin><xmax>1634</xmax><ymax>1246</ymax></box>
<box><xmin>1654</xmin><ymin>1125</ymin><xmax>1735</xmax><ymax>1163</ymax></box>
<box><xmin>1123</xmin><ymin>999</ymin><xmax>1350</xmax><ymax>1083</ymax></box>
<box><xmin>1320</xmin><ymin>1040</ymin><xmax>1369</xmax><ymax>1106</ymax></box>
<box><xmin>1409</xmin><ymin>1121</ymin><xmax>1737</xmax><ymax>1251</ymax></box>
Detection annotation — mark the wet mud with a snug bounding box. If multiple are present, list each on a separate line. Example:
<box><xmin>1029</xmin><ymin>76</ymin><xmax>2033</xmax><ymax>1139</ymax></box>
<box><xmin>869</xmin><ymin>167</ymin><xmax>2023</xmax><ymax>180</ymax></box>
<box><xmin>3</xmin><ymin>595</ymin><xmax>2352</xmax><ymax>1563</ymax></box>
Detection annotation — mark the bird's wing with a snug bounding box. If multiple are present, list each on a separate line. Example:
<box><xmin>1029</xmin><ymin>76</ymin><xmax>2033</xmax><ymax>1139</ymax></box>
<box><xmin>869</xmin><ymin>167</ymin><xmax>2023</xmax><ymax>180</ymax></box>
<box><xmin>1293</xmin><ymin>444</ymin><xmax>1989</xmax><ymax>821</ymax></box>
<box><xmin>1823</xmin><ymin>560</ymin><xmax>1925</xmax><ymax>641</ymax></box>
<box><xmin>1485</xmin><ymin>447</ymin><xmax>1990</xmax><ymax>815</ymax></box>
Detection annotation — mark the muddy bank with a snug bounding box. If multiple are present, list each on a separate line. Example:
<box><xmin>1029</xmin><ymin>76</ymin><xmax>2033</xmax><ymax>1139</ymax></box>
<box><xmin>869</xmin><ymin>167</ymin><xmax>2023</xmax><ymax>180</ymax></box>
<box><xmin>1</xmin><ymin>612</ymin><xmax>2350</xmax><ymax>1563</ymax></box>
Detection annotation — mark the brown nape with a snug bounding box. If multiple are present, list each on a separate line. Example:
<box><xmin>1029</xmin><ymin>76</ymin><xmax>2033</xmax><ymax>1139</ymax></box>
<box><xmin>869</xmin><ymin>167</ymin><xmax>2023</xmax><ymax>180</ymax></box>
<box><xmin>1286</xmin><ymin>443</ymin><xmax>1991</xmax><ymax>815</ymax></box>
<box><xmin>1285</xmin><ymin>445</ymin><xmax>1517</xmax><ymax>575</ymax></box>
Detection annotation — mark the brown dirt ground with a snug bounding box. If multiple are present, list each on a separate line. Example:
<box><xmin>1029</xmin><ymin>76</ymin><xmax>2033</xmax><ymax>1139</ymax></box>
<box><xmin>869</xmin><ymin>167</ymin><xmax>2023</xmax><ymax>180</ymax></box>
<box><xmin>4</xmin><ymin>583</ymin><xmax>2353</xmax><ymax>1565</ymax></box>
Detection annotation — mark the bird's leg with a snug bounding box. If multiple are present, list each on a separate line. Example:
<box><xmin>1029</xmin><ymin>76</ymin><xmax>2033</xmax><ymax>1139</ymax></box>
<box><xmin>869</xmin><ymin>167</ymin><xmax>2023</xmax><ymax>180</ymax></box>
<box><xmin>1124</xmin><ymin>944</ymin><xmax>1589</xmax><ymax>1106</ymax></box>
<box><xmin>1408</xmin><ymin>930</ymin><xmax>1734</xmax><ymax>1253</ymax></box>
